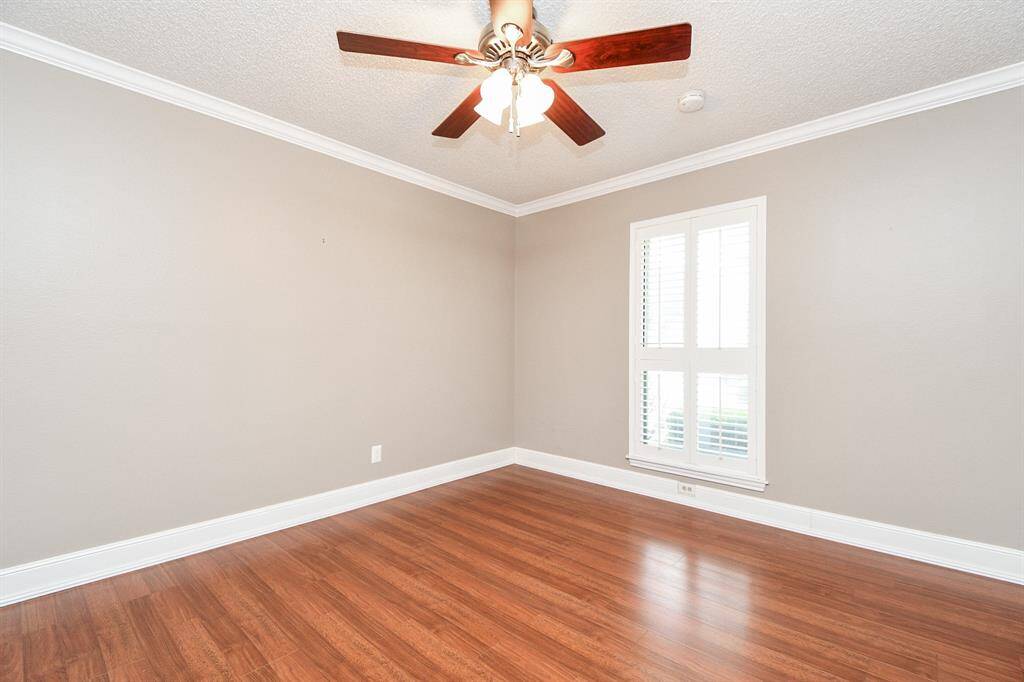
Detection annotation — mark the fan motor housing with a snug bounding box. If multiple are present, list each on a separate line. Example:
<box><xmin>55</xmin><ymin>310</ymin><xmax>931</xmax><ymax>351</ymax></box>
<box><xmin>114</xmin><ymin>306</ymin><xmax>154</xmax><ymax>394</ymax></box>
<box><xmin>477</xmin><ymin>20</ymin><xmax>553</xmax><ymax>65</ymax></box>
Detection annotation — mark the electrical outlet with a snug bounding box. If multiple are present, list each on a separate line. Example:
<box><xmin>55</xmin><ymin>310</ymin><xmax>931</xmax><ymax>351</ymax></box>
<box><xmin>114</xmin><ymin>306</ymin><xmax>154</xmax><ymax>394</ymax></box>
<box><xmin>677</xmin><ymin>482</ymin><xmax>696</xmax><ymax>497</ymax></box>
<box><xmin>371</xmin><ymin>444</ymin><xmax>382</xmax><ymax>464</ymax></box>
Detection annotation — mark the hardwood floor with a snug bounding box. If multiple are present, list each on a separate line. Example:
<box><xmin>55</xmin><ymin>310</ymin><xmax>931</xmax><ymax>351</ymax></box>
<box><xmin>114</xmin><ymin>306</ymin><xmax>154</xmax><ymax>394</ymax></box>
<box><xmin>2</xmin><ymin>465</ymin><xmax>1022</xmax><ymax>680</ymax></box>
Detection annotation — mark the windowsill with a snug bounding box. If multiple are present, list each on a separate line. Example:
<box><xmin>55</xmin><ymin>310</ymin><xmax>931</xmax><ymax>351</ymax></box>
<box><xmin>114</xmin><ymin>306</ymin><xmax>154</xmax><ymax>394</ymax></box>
<box><xmin>626</xmin><ymin>454</ymin><xmax>768</xmax><ymax>492</ymax></box>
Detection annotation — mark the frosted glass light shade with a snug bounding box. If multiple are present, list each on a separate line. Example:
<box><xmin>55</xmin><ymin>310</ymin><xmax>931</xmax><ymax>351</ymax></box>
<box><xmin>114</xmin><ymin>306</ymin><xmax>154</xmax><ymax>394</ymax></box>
<box><xmin>474</xmin><ymin>99</ymin><xmax>506</xmax><ymax>125</ymax></box>
<box><xmin>473</xmin><ymin>69</ymin><xmax>554</xmax><ymax>130</ymax></box>
<box><xmin>474</xmin><ymin>69</ymin><xmax>513</xmax><ymax>126</ymax></box>
<box><xmin>516</xmin><ymin>109</ymin><xmax>546</xmax><ymax>128</ymax></box>
<box><xmin>481</xmin><ymin>70</ymin><xmax>513</xmax><ymax>104</ymax></box>
<box><xmin>517</xmin><ymin>74</ymin><xmax>554</xmax><ymax>122</ymax></box>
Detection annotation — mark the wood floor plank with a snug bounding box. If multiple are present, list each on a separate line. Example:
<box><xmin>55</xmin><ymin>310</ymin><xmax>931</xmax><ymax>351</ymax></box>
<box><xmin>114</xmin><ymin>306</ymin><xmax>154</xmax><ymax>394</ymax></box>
<box><xmin>482</xmin><ymin>468</ymin><xmax>1023</xmax><ymax>660</ymax></box>
<box><xmin>364</xmin><ymin>499</ymin><xmax>837</xmax><ymax>681</ymax></box>
<box><xmin>123</xmin><ymin>595</ymin><xmax>193</xmax><ymax>678</ymax></box>
<box><xmin>393</xmin><ymin>483</ymin><xmax>930</xmax><ymax>678</ymax></box>
<box><xmin>0</xmin><ymin>633</ymin><xmax>25</xmax><ymax>682</ymax></box>
<box><xmin>2</xmin><ymin>465</ymin><xmax>1021</xmax><ymax>680</ymax></box>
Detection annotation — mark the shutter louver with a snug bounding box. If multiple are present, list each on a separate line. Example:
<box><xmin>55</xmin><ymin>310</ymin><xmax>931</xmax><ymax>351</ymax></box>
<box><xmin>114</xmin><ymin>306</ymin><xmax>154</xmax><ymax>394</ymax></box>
<box><xmin>640</xmin><ymin>370</ymin><xmax>685</xmax><ymax>450</ymax></box>
<box><xmin>697</xmin><ymin>222</ymin><xmax>750</xmax><ymax>349</ymax></box>
<box><xmin>697</xmin><ymin>373</ymin><xmax>749</xmax><ymax>458</ymax></box>
<box><xmin>641</xmin><ymin>233</ymin><xmax>685</xmax><ymax>348</ymax></box>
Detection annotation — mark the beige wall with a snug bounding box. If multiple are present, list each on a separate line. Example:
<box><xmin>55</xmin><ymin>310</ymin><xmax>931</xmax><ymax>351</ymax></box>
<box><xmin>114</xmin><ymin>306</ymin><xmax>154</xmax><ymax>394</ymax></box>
<box><xmin>3</xmin><ymin>50</ymin><xmax>1021</xmax><ymax>567</ymax></box>
<box><xmin>1</xmin><ymin>53</ymin><xmax>515</xmax><ymax>567</ymax></box>
<box><xmin>515</xmin><ymin>88</ymin><xmax>1024</xmax><ymax>549</ymax></box>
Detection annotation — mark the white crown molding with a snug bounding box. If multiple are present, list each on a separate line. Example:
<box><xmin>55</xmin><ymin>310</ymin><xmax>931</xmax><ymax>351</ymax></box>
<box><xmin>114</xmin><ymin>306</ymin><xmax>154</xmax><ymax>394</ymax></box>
<box><xmin>0</xmin><ymin>448</ymin><xmax>515</xmax><ymax>606</ymax></box>
<box><xmin>0</xmin><ymin>22</ymin><xmax>519</xmax><ymax>217</ymax></box>
<box><xmin>514</xmin><ymin>61</ymin><xmax>1024</xmax><ymax>216</ymax></box>
<box><xmin>2</xmin><ymin>23</ymin><xmax>1021</xmax><ymax>218</ymax></box>
<box><xmin>514</xmin><ymin>448</ymin><xmax>1024</xmax><ymax>585</ymax></box>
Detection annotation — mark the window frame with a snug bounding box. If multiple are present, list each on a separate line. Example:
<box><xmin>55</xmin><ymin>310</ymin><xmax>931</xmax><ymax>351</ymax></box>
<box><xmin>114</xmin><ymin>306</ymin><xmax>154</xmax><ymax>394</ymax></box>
<box><xmin>627</xmin><ymin>196</ymin><xmax>767</xmax><ymax>492</ymax></box>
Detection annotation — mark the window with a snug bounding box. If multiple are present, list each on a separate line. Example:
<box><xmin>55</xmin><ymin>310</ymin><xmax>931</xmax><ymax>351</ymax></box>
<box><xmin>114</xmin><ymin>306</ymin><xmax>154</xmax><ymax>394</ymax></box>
<box><xmin>628</xmin><ymin>197</ymin><xmax>766</xmax><ymax>491</ymax></box>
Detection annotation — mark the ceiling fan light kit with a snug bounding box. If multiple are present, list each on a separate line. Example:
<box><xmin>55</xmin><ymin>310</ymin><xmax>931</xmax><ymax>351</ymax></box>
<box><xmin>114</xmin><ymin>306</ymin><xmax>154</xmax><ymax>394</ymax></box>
<box><xmin>336</xmin><ymin>0</ymin><xmax>693</xmax><ymax>146</ymax></box>
<box><xmin>473</xmin><ymin>62</ymin><xmax>555</xmax><ymax>132</ymax></box>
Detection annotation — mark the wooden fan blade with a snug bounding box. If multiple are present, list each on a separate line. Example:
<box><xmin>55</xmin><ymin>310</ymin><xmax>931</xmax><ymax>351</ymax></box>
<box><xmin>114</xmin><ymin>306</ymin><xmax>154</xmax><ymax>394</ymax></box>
<box><xmin>337</xmin><ymin>31</ymin><xmax>476</xmax><ymax>65</ymax></box>
<box><xmin>549</xmin><ymin>23</ymin><xmax>691</xmax><ymax>73</ymax></box>
<box><xmin>432</xmin><ymin>86</ymin><xmax>484</xmax><ymax>139</ymax></box>
<box><xmin>542</xmin><ymin>80</ymin><xmax>605</xmax><ymax>146</ymax></box>
<box><xmin>489</xmin><ymin>0</ymin><xmax>533</xmax><ymax>42</ymax></box>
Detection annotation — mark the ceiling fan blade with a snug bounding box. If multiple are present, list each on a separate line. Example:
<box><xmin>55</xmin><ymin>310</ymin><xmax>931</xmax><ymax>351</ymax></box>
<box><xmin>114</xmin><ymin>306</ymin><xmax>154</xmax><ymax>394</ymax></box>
<box><xmin>548</xmin><ymin>23</ymin><xmax>691</xmax><ymax>73</ymax></box>
<box><xmin>542</xmin><ymin>80</ymin><xmax>605</xmax><ymax>146</ymax></box>
<box><xmin>432</xmin><ymin>85</ymin><xmax>484</xmax><ymax>139</ymax></box>
<box><xmin>337</xmin><ymin>31</ymin><xmax>476</xmax><ymax>65</ymax></box>
<box><xmin>489</xmin><ymin>0</ymin><xmax>533</xmax><ymax>42</ymax></box>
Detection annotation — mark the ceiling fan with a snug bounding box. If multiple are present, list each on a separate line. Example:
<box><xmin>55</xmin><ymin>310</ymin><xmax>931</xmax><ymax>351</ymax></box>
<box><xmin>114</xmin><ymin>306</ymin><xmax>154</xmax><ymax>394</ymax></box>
<box><xmin>336</xmin><ymin>0</ymin><xmax>692</xmax><ymax>146</ymax></box>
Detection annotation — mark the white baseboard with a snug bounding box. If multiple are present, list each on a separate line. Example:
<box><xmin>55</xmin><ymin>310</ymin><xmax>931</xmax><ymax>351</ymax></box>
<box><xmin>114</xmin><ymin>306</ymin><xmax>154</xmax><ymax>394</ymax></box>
<box><xmin>513</xmin><ymin>448</ymin><xmax>1024</xmax><ymax>585</ymax></box>
<box><xmin>0</xmin><ymin>448</ymin><xmax>515</xmax><ymax>606</ymax></box>
<box><xmin>3</xmin><ymin>445</ymin><xmax>1019</xmax><ymax>605</ymax></box>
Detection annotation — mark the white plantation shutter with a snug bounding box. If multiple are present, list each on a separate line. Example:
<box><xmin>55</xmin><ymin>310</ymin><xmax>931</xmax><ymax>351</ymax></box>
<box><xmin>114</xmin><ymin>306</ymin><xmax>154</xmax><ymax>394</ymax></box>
<box><xmin>641</xmin><ymin>233</ymin><xmax>685</xmax><ymax>348</ymax></box>
<box><xmin>697</xmin><ymin>222</ymin><xmax>750</xmax><ymax>349</ymax></box>
<box><xmin>629</xmin><ymin>198</ymin><xmax>766</xmax><ymax>491</ymax></box>
<box><xmin>640</xmin><ymin>370</ymin><xmax>685</xmax><ymax>449</ymax></box>
<box><xmin>697</xmin><ymin>373</ymin><xmax>749</xmax><ymax>458</ymax></box>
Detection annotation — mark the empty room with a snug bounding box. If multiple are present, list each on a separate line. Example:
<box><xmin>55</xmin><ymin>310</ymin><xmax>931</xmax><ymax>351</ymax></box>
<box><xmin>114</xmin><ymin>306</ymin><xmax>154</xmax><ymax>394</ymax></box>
<box><xmin>1</xmin><ymin>1</ymin><xmax>1022</xmax><ymax>679</ymax></box>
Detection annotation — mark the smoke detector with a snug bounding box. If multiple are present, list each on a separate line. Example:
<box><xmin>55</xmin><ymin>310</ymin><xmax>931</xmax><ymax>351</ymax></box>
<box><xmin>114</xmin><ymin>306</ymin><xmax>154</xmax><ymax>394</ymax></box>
<box><xmin>678</xmin><ymin>90</ymin><xmax>705</xmax><ymax>113</ymax></box>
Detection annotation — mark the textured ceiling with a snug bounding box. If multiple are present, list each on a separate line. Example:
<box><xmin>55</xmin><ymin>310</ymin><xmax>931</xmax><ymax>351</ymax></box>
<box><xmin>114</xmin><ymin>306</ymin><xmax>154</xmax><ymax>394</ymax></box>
<box><xmin>3</xmin><ymin>1</ymin><xmax>1022</xmax><ymax>203</ymax></box>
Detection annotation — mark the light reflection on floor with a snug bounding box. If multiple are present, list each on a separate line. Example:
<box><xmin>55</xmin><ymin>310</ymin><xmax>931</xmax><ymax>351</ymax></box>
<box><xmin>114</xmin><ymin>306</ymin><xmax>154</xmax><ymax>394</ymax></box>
<box><xmin>640</xmin><ymin>536</ymin><xmax>752</xmax><ymax>637</ymax></box>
